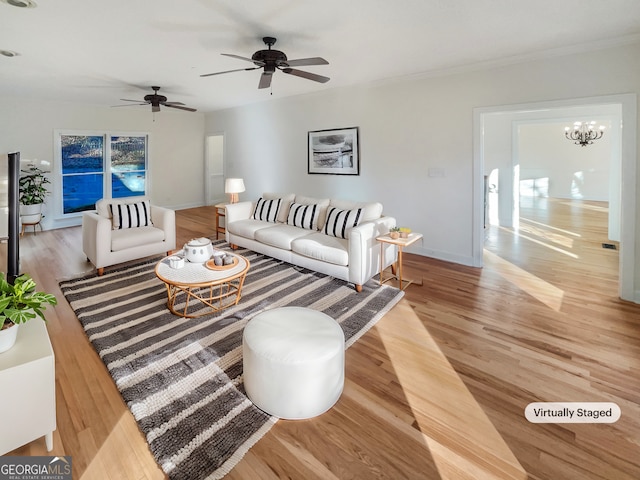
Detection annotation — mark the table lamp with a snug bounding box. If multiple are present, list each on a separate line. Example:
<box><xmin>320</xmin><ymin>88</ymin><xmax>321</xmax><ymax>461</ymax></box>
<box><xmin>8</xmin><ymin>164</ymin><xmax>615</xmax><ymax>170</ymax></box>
<box><xmin>225</xmin><ymin>178</ymin><xmax>245</xmax><ymax>204</ymax></box>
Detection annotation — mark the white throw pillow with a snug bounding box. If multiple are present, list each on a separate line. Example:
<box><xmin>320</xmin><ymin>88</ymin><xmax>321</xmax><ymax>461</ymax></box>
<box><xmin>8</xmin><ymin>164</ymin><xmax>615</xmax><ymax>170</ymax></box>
<box><xmin>252</xmin><ymin>197</ymin><xmax>281</xmax><ymax>223</ymax></box>
<box><xmin>323</xmin><ymin>207</ymin><xmax>362</xmax><ymax>239</ymax></box>
<box><xmin>287</xmin><ymin>202</ymin><xmax>321</xmax><ymax>230</ymax></box>
<box><xmin>110</xmin><ymin>200</ymin><xmax>153</xmax><ymax>230</ymax></box>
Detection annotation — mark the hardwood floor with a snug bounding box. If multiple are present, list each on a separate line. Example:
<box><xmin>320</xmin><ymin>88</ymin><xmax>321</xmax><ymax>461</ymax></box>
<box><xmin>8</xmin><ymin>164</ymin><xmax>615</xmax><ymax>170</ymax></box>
<box><xmin>4</xmin><ymin>198</ymin><xmax>639</xmax><ymax>480</ymax></box>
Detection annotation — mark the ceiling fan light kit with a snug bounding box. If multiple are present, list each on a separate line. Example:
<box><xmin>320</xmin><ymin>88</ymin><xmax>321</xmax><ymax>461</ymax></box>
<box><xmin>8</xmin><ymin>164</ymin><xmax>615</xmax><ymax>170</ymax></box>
<box><xmin>201</xmin><ymin>36</ymin><xmax>330</xmax><ymax>90</ymax></box>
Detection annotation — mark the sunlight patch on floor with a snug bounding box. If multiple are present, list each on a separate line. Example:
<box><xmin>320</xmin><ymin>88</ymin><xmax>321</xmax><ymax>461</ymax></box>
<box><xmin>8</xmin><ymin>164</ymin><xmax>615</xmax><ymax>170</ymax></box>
<box><xmin>375</xmin><ymin>304</ymin><xmax>527</xmax><ymax>479</ymax></box>
<box><xmin>79</xmin><ymin>413</ymin><xmax>164</xmax><ymax>480</ymax></box>
<box><xmin>499</xmin><ymin>227</ymin><xmax>579</xmax><ymax>259</ymax></box>
<box><xmin>484</xmin><ymin>250</ymin><xmax>565</xmax><ymax>311</ymax></box>
<box><xmin>559</xmin><ymin>201</ymin><xmax>609</xmax><ymax>213</ymax></box>
<box><xmin>517</xmin><ymin>221</ymin><xmax>575</xmax><ymax>249</ymax></box>
<box><xmin>519</xmin><ymin>217</ymin><xmax>581</xmax><ymax>237</ymax></box>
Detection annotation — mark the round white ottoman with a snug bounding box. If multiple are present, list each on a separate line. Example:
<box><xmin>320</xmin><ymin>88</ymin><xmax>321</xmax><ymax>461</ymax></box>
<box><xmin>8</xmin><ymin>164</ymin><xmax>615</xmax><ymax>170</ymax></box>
<box><xmin>243</xmin><ymin>306</ymin><xmax>345</xmax><ymax>420</ymax></box>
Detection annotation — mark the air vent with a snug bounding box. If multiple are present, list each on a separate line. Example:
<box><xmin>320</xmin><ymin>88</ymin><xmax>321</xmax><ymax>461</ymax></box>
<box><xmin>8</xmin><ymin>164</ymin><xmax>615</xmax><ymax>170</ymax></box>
<box><xmin>602</xmin><ymin>243</ymin><xmax>617</xmax><ymax>250</ymax></box>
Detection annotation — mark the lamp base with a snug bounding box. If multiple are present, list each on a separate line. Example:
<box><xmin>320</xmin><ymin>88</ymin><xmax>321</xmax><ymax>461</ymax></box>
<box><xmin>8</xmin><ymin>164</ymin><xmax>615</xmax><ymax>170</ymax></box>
<box><xmin>228</xmin><ymin>193</ymin><xmax>239</xmax><ymax>204</ymax></box>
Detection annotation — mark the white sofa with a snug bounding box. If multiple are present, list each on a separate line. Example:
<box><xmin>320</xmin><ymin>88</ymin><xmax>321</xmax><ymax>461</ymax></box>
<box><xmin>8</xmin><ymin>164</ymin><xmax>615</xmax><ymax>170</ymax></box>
<box><xmin>82</xmin><ymin>196</ymin><xmax>176</xmax><ymax>275</ymax></box>
<box><xmin>225</xmin><ymin>193</ymin><xmax>397</xmax><ymax>292</ymax></box>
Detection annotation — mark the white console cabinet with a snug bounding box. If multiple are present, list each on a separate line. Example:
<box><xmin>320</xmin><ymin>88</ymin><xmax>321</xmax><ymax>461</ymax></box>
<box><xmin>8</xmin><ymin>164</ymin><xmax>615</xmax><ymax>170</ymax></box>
<box><xmin>0</xmin><ymin>319</ymin><xmax>56</xmax><ymax>455</ymax></box>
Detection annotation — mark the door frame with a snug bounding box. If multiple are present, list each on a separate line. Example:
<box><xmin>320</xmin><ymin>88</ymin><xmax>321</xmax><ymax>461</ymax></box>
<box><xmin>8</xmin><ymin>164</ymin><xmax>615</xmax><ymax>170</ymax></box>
<box><xmin>204</xmin><ymin>132</ymin><xmax>225</xmax><ymax>206</ymax></box>
<box><xmin>473</xmin><ymin>94</ymin><xmax>637</xmax><ymax>302</ymax></box>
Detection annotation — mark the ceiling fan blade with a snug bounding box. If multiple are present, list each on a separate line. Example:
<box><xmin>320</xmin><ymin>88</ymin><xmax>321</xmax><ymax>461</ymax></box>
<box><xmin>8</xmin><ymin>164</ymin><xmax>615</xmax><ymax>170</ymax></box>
<box><xmin>258</xmin><ymin>72</ymin><xmax>273</xmax><ymax>89</ymax></box>
<box><xmin>283</xmin><ymin>57</ymin><xmax>329</xmax><ymax>67</ymax></box>
<box><xmin>119</xmin><ymin>98</ymin><xmax>147</xmax><ymax>103</ymax></box>
<box><xmin>163</xmin><ymin>101</ymin><xmax>186</xmax><ymax>106</ymax></box>
<box><xmin>152</xmin><ymin>105</ymin><xmax>161</xmax><ymax>113</ymax></box>
<box><xmin>281</xmin><ymin>68</ymin><xmax>330</xmax><ymax>84</ymax></box>
<box><xmin>111</xmin><ymin>103</ymin><xmax>147</xmax><ymax>107</ymax></box>
<box><xmin>163</xmin><ymin>103</ymin><xmax>197</xmax><ymax>112</ymax></box>
<box><xmin>200</xmin><ymin>66</ymin><xmax>261</xmax><ymax>77</ymax></box>
<box><xmin>221</xmin><ymin>53</ymin><xmax>265</xmax><ymax>66</ymax></box>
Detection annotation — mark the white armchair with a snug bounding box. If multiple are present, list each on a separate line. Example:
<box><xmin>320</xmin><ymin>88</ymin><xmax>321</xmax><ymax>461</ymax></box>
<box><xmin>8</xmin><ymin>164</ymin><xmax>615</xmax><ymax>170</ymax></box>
<box><xmin>82</xmin><ymin>197</ymin><xmax>176</xmax><ymax>275</ymax></box>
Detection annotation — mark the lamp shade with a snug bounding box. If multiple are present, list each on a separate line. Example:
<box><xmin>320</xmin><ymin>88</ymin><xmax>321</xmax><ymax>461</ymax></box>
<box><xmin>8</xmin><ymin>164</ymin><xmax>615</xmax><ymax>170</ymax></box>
<box><xmin>225</xmin><ymin>178</ymin><xmax>245</xmax><ymax>194</ymax></box>
<box><xmin>225</xmin><ymin>178</ymin><xmax>245</xmax><ymax>204</ymax></box>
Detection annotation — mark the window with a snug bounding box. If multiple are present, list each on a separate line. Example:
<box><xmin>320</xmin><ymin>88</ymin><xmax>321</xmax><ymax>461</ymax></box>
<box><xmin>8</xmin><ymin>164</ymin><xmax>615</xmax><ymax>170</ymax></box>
<box><xmin>59</xmin><ymin>132</ymin><xmax>148</xmax><ymax>214</ymax></box>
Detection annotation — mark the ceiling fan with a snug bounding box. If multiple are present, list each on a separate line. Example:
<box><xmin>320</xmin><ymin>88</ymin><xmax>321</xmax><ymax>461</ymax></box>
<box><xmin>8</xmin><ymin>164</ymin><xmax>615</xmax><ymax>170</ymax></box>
<box><xmin>114</xmin><ymin>86</ymin><xmax>197</xmax><ymax>112</ymax></box>
<box><xmin>201</xmin><ymin>36</ymin><xmax>330</xmax><ymax>89</ymax></box>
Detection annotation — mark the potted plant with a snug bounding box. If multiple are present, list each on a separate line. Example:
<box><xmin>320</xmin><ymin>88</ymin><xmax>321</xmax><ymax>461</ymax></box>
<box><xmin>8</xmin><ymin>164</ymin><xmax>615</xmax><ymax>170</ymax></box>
<box><xmin>399</xmin><ymin>227</ymin><xmax>412</xmax><ymax>239</ymax></box>
<box><xmin>19</xmin><ymin>164</ymin><xmax>51</xmax><ymax>224</ymax></box>
<box><xmin>0</xmin><ymin>272</ymin><xmax>57</xmax><ymax>353</ymax></box>
<box><xmin>389</xmin><ymin>227</ymin><xmax>401</xmax><ymax>239</ymax></box>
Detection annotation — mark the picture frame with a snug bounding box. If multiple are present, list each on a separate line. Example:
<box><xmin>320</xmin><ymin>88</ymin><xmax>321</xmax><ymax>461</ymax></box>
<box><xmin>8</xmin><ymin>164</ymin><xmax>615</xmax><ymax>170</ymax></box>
<box><xmin>308</xmin><ymin>127</ymin><xmax>359</xmax><ymax>175</ymax></box>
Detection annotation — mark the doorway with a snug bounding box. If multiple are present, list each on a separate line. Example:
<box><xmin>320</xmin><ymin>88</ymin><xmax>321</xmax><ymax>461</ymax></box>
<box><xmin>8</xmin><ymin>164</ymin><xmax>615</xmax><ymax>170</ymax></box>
<box><xmin>205</xmin><ymin>134</ymin><xmax>225</xmax><ymax>206</ymax></box>
<box><xmin>473</xmin><ymin>94</ymin><xmax>637</xmax><ymax>302</ymax></box>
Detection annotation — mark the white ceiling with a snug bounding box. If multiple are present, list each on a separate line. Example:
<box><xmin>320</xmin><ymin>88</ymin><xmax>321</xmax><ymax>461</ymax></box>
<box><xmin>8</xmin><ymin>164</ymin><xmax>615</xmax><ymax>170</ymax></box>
<box><xmin>1</xmin><ymin>0</ymin><xmax>640</xmax><ymax>113</ymax></box>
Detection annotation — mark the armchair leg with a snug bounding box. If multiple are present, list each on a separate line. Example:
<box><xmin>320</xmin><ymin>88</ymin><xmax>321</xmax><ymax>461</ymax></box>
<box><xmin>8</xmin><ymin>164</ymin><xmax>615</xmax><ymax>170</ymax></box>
<box><xmin>231</xmin><ymin>244</ymin><xmax>238</xmax><ymax>250</ymax></box>
<box><xmin>97</xmin><ymin>267</ymin><xmax>104</xmax><ymax>276</ymax></box>
<box><xmin>355</xmin><ymin>284</ymin><xmax>363</xmax><ymax>293</ymax></box>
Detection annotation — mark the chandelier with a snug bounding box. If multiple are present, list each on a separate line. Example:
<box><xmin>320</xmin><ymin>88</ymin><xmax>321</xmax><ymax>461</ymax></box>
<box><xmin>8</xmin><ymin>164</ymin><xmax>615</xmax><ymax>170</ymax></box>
<box><xmin>564</xmin><ymin>121</ymin><xmax>605</xmax><ymax>147</ymax></box>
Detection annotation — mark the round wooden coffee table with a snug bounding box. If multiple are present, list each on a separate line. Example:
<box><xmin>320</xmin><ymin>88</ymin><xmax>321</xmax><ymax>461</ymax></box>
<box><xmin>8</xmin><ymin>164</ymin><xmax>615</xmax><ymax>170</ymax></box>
<box><xmin>155</xmin><ymin>252</ymin><xmax>250</xmax><ymax>318</ymax></box>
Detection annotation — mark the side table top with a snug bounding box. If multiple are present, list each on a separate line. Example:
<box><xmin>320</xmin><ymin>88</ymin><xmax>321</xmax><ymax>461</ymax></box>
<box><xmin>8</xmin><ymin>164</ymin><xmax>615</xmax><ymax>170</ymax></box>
<box><xmin>376</xmin><ymin>232</ymin><xmax>423</xmax><ymax>247</ymax></box>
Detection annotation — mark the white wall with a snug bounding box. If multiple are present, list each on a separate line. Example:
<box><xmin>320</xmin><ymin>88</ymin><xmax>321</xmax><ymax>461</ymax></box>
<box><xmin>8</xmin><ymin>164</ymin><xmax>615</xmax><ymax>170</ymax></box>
<box><xmin>0</xmin><ymin>98</ymin><xmax>206</xmax><ymax>230</ymax></box>
<box><xmin>206</xmin><ymin>41</ymin><xmax>640</xmax><ymax>271</ymax></box>
<box><xmin>518</xmin><ymin>121</ymin><xmax>611</xmax><ymax>200</ymax></box>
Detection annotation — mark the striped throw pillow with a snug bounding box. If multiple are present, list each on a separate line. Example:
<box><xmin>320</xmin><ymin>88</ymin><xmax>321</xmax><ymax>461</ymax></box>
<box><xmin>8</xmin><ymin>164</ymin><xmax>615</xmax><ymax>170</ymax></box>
<box><xmin>287</xmin><ymin>202</ymin><xmax>320</xmax><ymax>230</ymax></box>
<box><xmin>252</xmin><ymin>197</ymin><xmax>281</xmax><ymax>223</ymax></box>
<box><xmin>323</xmin><ymin>207</ymin><xmax>362</xmax><ymax>239</ymax></box>
<box><xmin>111</xmin><ymin>200</ymin><xmax>152</xmax><ymax>230</ymax></box>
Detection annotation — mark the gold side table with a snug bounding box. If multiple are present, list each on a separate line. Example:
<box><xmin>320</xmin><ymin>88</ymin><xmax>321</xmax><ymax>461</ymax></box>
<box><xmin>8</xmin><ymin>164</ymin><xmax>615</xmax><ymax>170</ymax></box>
<box><xmin>376</xmin><ymin>233</ymin><xmax>424</xmax><ymax>290</ymax></box>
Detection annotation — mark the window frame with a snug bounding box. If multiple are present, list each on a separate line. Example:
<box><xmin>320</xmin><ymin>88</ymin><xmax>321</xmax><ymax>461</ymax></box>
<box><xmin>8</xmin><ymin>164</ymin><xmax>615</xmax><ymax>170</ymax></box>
<box><xmin>55</xmin><ymin>130</ymin><xmax>150</xmax><ymax>217</ymax></box>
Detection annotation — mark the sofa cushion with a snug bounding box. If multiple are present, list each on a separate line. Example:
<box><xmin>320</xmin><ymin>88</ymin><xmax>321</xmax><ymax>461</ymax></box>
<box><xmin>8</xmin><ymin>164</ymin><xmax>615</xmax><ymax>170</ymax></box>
<box><xmin>111</xmin><ymin>200</ymin><xmax>153</xmax><ymax>230</ymax></box>
<box><xmin>227</xmin><ymin>218</ymin><xmax>274</xmax><ymax>240</ymax></box>
<box><xmin>287</xmin><ymin>202</ymin><xmax>321</xmax><ymax>230</ymax></box>
<box><xmin>96</xmin><ymin>196</ymin><xmax>148</xmax><ymax>219</ymax></box>
<box><xmin>293</xmin><ymin>195</ymin><xmax>331</xmax><ymax>229</ymax></box>
<box><xmin>111</xmin><ymin>226</ymin><xmax>165</xmax><ymax>252</ymax></box>
<box><xmin>253</xmin><ymin>197</ymin><xmax>281</xmax><ymax>223</ymax></box>
<box><xmin>323</xmin><ymin>207</ymin><xmax>362</xmax><ymax>239</ymax></box>
<box><xmin>263</xmin><ymin>192</ymin><xmax>295</xmax><ymax>223</ymax></box>
<box><xmin>291</xmin><ymin>232</ymin><xmax>349</xmax><ymax>266</ymax></box>
<box><xmin>329</xmin><ymin>199</ymin><xmax>383</xmax><ymax>222</ymax></box>
<box><xmin>255</xmin><ymin>224</ymin><xmax>312</xmax><ymax>250</ymax></box>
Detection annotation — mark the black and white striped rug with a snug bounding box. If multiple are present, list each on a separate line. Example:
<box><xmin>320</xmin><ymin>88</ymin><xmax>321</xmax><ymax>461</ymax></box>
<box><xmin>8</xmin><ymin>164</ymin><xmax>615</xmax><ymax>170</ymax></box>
<box><xmin>59</xmin><ymin>242</ymin><xmax>403</xmax><ymax>480</ymax></box>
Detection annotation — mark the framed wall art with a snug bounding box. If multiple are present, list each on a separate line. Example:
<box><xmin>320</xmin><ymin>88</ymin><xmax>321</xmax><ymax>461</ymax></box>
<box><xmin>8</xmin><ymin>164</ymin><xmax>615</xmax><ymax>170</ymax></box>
<box><xmin>308</xmin><ymin>127</ymin><xmax>359</xmax><ymax>175</ymax></box>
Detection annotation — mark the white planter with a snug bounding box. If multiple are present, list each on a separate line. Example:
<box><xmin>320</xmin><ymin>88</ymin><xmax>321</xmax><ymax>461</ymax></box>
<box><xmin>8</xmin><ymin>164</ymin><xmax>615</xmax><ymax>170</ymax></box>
<box><xmin>20</xmin><ymin>203</ymin><xmax>43</xmax><ymax>225</ymax></box>
<box><xmin>0</xmin><ymin>323</ymin><xmax>19</xmax><ymax>353</ymax></box>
